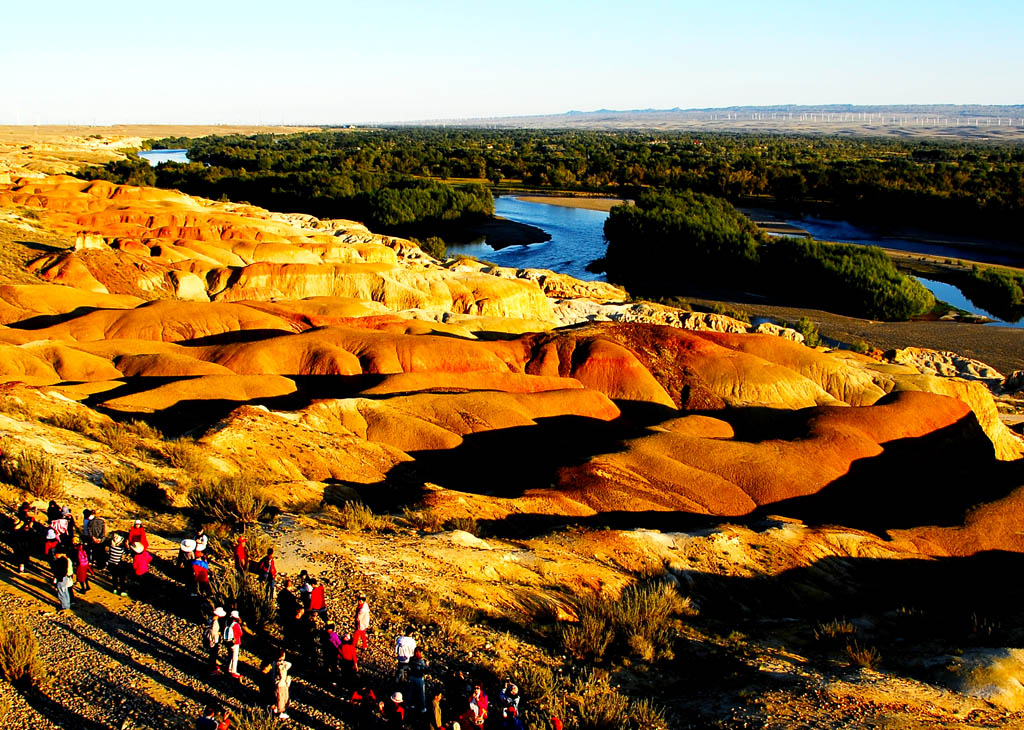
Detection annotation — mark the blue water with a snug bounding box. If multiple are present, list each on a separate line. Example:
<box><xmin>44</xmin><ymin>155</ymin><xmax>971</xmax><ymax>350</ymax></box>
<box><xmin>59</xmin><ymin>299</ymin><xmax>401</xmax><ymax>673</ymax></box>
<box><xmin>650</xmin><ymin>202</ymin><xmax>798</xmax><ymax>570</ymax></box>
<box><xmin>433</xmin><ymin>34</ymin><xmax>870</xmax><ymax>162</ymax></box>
<box><xmin>446</xmin><ymin>197</ymin><xmax>611</xmax><ymax>281</ymax></box>
<box><xmin>914</xmin><ymin>276</ymin><xmax>1022</xmax><ymax>328</ymax></box>
<box><xmin>138</xmin><ymin>148</ymin><xmax>190</xmax><ymax>165</ymax></box>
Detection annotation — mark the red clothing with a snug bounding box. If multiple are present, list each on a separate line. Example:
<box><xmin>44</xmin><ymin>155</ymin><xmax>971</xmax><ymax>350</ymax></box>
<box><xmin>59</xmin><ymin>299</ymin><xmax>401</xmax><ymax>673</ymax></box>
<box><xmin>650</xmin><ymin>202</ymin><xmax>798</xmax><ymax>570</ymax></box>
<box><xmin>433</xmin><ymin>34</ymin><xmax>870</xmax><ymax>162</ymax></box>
<box><xmin>259</xmin><ymin>555</ymin><xmax>276</xmax><ymax>578</ymax></box>
<box><xmin>133</xmin><ymin>550</ymin><xmax>152</xmax><ymax>576</ymax></box>
<box><xmin>127</xmin><ymin>527</ymin><xmax>149</xmax><ymax>549</ymax></box>
<box><xmin>192</xmin><ymin>562</ymin><xmax>210</xmax><ymax>583</ymax></box>
<box><xmin>234</xmin><ymin>542</ymin><xmax>248</xmax><ymax>570</ymax></box>
<box><xmin>340</xmin><ymin>642</ymin><xmax>358</xmax><ymax>666</ymax></box>
<box><xmin>44</xmin><ymin>539</ymin><xmax>59</xmax><ymax>557</ymax></box>
<box><xmin>309</xmin><ymin>585</ymin><xmax>325</xmax><ymax>611</ymax></box>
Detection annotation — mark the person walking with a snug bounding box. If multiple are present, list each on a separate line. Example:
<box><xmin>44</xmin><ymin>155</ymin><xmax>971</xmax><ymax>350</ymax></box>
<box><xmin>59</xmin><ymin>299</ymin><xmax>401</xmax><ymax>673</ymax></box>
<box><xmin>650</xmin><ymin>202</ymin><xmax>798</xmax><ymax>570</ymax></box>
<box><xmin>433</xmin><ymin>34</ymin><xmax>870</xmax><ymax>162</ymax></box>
<box><xmin>308</xmin><ymin>578</ymin><xmax>327</xmax><ymax>617</ymax></box>
<box><xmin>353</xmin><ymin>592</ymin><xmax>371</xmax><ymax>649</ymax></box>
<box><xmin>204</xmin><ymin>607</ymin><xmax>226</xmax><ymax>674</ymax></box>
<box><xmin>192</xmin><ymin>553</ymin><xmax>212</xmax><ymax>598</ymax></box>
<box><xmin>129</xmin><ymin>540</ymin><xmax>152</xmax><ymax>598</ymax></box>
<box><xmin>429</xmin><ymin>691</ymin><xmax>445</xmax><ymax>730</ymax></box>
<box><xmin>321</xmin><ymin>621</ymin><xmax>342</xmax><ymax>678</ymax></box>
<box><xmin>263</xmin><ymin>650</ymin><xmax>293</xmax><ymax>719</ymax></box>
<box><xmin>225</xmin><ymin>610</ymin><xmax>244</xmax><ymax>678</ymax></box>
<box><xmin>74</xmin><ymin>541</ymin><xmax>93</xmax><ymax>593</ymax></box>
<box><xmin>51</xmin><ymin>546</ymin><xmax>74</xmax><ymax>612</ymax></box>
<box><xmin>44</xmin><ymin>528</ymin><xmax>60</xmax><ymax>559</ymax></box>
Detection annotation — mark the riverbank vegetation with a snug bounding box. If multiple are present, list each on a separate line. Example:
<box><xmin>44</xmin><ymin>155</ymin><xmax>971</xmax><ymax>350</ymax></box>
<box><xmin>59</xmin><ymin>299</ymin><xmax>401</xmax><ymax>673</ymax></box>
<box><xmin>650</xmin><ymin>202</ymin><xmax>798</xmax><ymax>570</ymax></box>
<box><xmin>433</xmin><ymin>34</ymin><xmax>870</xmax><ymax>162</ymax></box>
<box><xmin>604</xmin><ymin>191</ymin><xmax>935</xmax><ymax>320</ymax></box>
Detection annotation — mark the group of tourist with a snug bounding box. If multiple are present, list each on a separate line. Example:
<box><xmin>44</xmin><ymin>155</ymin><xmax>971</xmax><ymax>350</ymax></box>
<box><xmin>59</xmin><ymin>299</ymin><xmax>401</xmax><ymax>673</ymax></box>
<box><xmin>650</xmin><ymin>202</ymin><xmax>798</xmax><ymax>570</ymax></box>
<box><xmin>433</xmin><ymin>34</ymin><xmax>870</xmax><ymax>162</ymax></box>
<box><xmin>4</xmin><ymin>500</ymin><xmax>544</xmax><ymax>729</ymax></box>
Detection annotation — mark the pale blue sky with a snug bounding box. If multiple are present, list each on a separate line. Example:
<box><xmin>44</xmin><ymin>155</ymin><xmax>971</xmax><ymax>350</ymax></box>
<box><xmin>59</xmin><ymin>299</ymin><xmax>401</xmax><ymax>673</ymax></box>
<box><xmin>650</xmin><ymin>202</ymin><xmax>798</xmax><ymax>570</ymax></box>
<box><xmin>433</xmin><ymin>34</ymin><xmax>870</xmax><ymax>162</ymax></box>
<box><xmin>2</xmin><ymin>0</ymin><xmax>1021</xmax><ymax>124</ymax></box>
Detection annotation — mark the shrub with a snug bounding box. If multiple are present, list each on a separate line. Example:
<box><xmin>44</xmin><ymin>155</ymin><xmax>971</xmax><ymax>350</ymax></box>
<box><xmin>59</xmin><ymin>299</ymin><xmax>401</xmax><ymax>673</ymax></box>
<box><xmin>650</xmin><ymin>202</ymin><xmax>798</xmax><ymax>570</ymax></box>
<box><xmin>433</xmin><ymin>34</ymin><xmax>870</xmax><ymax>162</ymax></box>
<box><xmin>189</xmin><ymin>471</ymin><xmax>271</xmax><ymax>525</ymax></box>
<box><xmin>0</xmin><ymin>612</ymin><xmax>44</xmax><ymax>686</ymax></box>
<box><xmin>93</xmin><ymin>421</ymin><xmax>138</xmax><ymax>456</ymax></box>
<box><xmin>402</xmin><ymin>506</ymin><xmax>446</xmax><ymax>532</ymax></box>
<box><xmin>0</xmin><ymin>442</ymin><xmax>64</xmax><ymax>499</ymax></box>
<box><xmin>568</xmin><ymin>670</ymin><xmax>630</xmax><ymax>730</ymax></box>
<box><xmin>211</xmin><ymin>568</ymin><xmax>277</xmax><ymax>630</ymax></box>
<box><xmin>845</xmin><ymin>640</ymin><xmax>881</xmax><ymax>669</ymax></box>
<box><xmin>444</xmin><ymin>516</ymin><xmax>481</xmax><ymax>536</ymax></box>
<box><xmin>163</xmin><ymin>438</ymin><xmax>207</xmax><ymax>472</ymax></box>
<box><xmin>126</xmin><ymin>419</ymin><xmax>163</xmax><ymax>441</ymax></box>
<box><xmin>321</xmin><ymin>501</ymin><xmax>394</xmax><ymax>532</ymax></box>
<box><xmin>420</xmin><ymin>236</ymin><xmax>447</xmax><ymax>259</ymax></box>
<box><xmin>103</xmin><ymin>465</ymin><xmax>147</xmax><ymax>497</ymax></box>
<box><xmin>710</xmin><ymin>303</ymin><xmax>751</xmax><ymax>324</ymax></box>
<box><xmin>230</xmin><ymin>708</ymin><xmax>277</xmax><ymax>730</ymax></box>
<box><xmin>848</xmin><ymin>339</ymin><xmax>870</xmax><ymax>354</ymax></box>
<box><xmin>515</xmin><ymin>662</ymin><xmax>560</xmax><ymax>707</ymax></box>
<box><xmin>791</xmin><ymin>317</ymin><xmax>821</xmax><ymax>348</ymax></box>
<box><xmin>560</xmin><ymin>596</ymin><xmax>614</xmax><ymax>661</ymax></box>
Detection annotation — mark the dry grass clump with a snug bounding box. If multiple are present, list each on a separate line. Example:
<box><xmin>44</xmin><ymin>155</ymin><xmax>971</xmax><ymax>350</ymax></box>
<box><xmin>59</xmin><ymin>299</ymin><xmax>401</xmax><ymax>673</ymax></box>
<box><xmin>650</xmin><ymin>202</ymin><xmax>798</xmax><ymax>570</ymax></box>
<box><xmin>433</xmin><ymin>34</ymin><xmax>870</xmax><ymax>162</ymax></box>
<box><xmin>0</xmin><ymin>394</ymin><xmax>30</xmax><ymax>418</ymax></box>
<box><xmin>814</xmin><ymin>618</ymin><xmax>858</xmax><ymax>646</ymax></box>
<box><xmin>230</xmin><ymin>708</ymin><xmax>277</xmax><ymax>730</ymax></box>
<box><xmin>402</xmin><ymin>506</ymin><xmax>446</xmax><ymax>532</ymax></box>
<box><xmin>515</xmin><ymin>662</ymin><xmax>560</xmax><ymax>707</ymax></box>
<box><xmin>568</xmin><ymin>670</ymin><xmax>666</xmax><ymax>730</ymax></box>
<box><xmin>845</xmin><ymin>640</ymin><xmax>881</xmax><ymax>670</ymax></box>
<box><xmin>93</xmin><ymin>421</ymin><xmax>139</xmax><ymax>456</ymax></box>
<box><xmin>321</xmin><ymin>501</ymin><xmax>395</xmax><ymax>532</ymax></box>
<box><xmin>46</xmin><ymin>409</ymin><xmax>92</xmax><ymax>434</ymax></box>
<box><xmin>211</xmin><ymin>568</ymin><xmax>277</xmax><ymax>630</ymax></box>
<box><xmin>0</xmin><ymin>440</ymin><xmax>64</xmax><ymax>499</ymax></box>
<box><xmin>162</xmin><ymin>438</ymin><xmax>207</xmax><ymax>472</ymax></box>
<box><xmin>559</xmin><ymin>577</ymin><xmax>693</xmax><ymax>663</ymax></box>
<box><xmin>0</xmin><ymin>612</ymin><xmax>44</xmax><ymax>687</ymax></box>
<box><xmin>102</xmin><ymin>464</ymin><xmax>167</xmax><ymax>508</ymax></box>
<box><xmin>189</xmin><ymin>471</ymin><xmax>271</xmax><ymax>525</ymax></box>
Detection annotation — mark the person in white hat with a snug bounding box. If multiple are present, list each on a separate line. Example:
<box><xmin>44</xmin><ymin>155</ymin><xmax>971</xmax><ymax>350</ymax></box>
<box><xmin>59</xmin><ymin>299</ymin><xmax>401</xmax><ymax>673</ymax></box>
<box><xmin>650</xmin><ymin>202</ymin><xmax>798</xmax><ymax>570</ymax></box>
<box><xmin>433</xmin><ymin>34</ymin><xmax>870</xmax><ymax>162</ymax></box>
<box><xmin>177</xmin><ymin>538</ymin><xmax>197</xmax><ymax>588</ymax></box>
<box><xmin>107</xmin><ymin>532</ymin><xmax>129</xmax><ymax>595</ymax></box>
<box><xmin>225</xmin><ymin>610</ymin><xmax>244</xmax><ymax>678</ymax></box>
<box><xmin>44</xmin><ymin>528</ymin><xmax>60</xmax><ymax>558</ymax></box>
<box><xmin>204</xmin><ymin>607</ymin><xmax>227</xmax><ymax>674</ymax></box>
<box><xmin>387</xmin><ymin>692</ymin><xmax>406</xmax><ymax>726</ymax></box>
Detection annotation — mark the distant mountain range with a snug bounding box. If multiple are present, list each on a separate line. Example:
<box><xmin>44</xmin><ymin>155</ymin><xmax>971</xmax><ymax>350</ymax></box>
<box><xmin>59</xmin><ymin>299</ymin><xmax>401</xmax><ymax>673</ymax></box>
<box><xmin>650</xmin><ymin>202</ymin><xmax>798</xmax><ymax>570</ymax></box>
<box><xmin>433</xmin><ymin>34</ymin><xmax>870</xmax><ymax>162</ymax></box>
<box><xmin>398</xmin><ymin>105</ymin><xmax>1024</xmax><ymax>139</ymax></box>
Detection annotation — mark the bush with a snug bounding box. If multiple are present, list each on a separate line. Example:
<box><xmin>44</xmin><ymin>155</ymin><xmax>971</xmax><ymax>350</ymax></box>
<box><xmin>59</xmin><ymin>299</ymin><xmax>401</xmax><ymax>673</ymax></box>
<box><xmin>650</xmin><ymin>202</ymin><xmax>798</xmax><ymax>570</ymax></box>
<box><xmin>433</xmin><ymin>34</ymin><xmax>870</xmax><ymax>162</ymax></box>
<box><xmin>189</xmin><ymin>471</ymin><xmax>271</xmax><ymax>525</ymax></box>
<box><xmin>211</xmin><ymin>568</ymin><xmax>277</xmax><ymax>630</ymax></box>
<box><xmin>710</xmin><ymin>303</ymin><xmax>751</xmax><ymax>324</ymax></box>
<box><xmin>0</xmin><ymin>612</ymin><xmax>44</xmax><ymax>686</ymax></box>
<box><xmin>560</xmin><ymin>596</ymin><xmax>614</xmax><ymax>661</ymax></box>
<box><xmin>0</xmin><ymin>442</ymin><xmax>64</xmax><ymax>499</ymax></box>
<box><xmin>444</xmin><ymin>516</ymin><xmax>481</xmax><ymax>536</ymax></box>
<box><xmin>419</xmin><ymin>236</ymin><xmax>447</xmax><ymax>259</ymax></box>
<box><xmin>93</xmin><ymin>421</ymin><xmax>138</xmax><ymax>456</ymax></box>
<box><xmin>813</xmin><ymin>618</ymin><xmax>857</xmax><ymax>647</ymax></box>
<box><xmin>46</xmin><ymin>409</ymin><xmax>92</xmax><ymax>434</ymax></box>
<box><xmin>791</xmin><ymin>316</ymin><xmax>821</xmax><ymax>347</ymax></box>
<box><xmin>163</xmin><ymin>438</ymin><xmax>207</xmax><ymax>472</ymax></box>
<box><xmin>515</xmin><ymin>662</ymin><xmax>560</xmax><ymax>707</ymax></box>
<box><xmin>402</xmin><ymin>506</ymin><xmax>446</xmax><ymax>532</ymax></box>
<box><xmin>321</xmin><ymin>501</ymin><xmax>394</xmax><ymax>532</ymax></box>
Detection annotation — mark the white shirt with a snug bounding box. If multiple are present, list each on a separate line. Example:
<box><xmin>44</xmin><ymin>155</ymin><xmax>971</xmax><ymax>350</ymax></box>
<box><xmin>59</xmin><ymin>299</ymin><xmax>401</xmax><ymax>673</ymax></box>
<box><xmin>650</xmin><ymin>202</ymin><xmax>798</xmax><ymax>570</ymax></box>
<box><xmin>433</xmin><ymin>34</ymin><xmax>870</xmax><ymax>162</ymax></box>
<box><xmin>395</xmin><ymin>635</ymin><xmax>416</xmax><ymax>662</ymax></box>
<box><xmin>356</xmin><ymin>601</ymin><xmax>371</xmax><ymax>631</ymax></box>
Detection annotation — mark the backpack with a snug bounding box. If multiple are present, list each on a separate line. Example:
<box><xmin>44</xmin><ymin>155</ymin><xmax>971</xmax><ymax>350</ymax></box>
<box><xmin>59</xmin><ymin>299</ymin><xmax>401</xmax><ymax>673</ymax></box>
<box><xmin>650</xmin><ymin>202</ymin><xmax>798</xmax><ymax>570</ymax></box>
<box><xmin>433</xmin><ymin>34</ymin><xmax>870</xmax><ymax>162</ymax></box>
<box><xmin>203</xmin><ymin>619</ymin><xmax>220</xmax><ymax>649</ymax></box>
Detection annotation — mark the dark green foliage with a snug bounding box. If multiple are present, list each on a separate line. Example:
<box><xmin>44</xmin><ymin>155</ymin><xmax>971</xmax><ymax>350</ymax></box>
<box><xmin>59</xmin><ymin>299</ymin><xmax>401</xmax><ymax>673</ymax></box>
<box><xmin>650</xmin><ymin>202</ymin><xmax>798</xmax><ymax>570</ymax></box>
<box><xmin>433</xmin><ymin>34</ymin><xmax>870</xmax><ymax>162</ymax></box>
<box><xmin>417</xmin><ymin>236</ymin><xmax>447</xmax><ymax>259</ymax></box>
<box><xmin>954</xmin><ymin>266</ymin><xmax>1024</xmax><ymax>322</ymax></box>
<box><xmin>78</xmin><ymin>153</ymin><xmax>155</xmax><ymax>187</ymax></box>
<box><xmin>603</xmin><ymin>190</ymin><xmax>935</xmax><ymax>320</ymax></box>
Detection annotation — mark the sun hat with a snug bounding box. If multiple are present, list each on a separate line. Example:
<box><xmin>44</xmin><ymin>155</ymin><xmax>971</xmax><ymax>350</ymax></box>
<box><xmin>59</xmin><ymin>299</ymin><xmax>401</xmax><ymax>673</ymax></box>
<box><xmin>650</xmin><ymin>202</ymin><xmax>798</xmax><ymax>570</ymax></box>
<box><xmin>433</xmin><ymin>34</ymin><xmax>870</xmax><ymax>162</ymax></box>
<box><xmin>130</xmin><ymin>542</ymin><xmax>144</xmax><ymax>553</ymax></box>
<box><xmin>391</xmin><ymin>692</ymin><xmax>403</xmax><ymax>703</ymax></box>
<box><xmin>181</xmin><ymin>539</ymin><xmax>197</xmax><ymax>552</ymax></box>
<box><xmin>46</xmin><ymin>529</ymin><xmax>57</xmax><ymax>540</ymax></box>
<box><xmin>343</xmin><ymin>633</ymin><xmax>352</xmax><ymax>642</ymax></box>
<box><xmin>230</xmin><ymin>610</ymin><xmax>240</xmax><ymax>618</ymax></box>
<box><xmin>133</xmin><ymin>519</ymin><xmax>142</xmax><ymax>527</ymax></box>
<box><xmin>111</xmin><ymin>533</ymin><xmax>124</xmax><ymax>546</ymax></box>
<box><xmin>213</xmin><ymin>607</ymin><xmax>226</xmax><ymax>617</ymax></box>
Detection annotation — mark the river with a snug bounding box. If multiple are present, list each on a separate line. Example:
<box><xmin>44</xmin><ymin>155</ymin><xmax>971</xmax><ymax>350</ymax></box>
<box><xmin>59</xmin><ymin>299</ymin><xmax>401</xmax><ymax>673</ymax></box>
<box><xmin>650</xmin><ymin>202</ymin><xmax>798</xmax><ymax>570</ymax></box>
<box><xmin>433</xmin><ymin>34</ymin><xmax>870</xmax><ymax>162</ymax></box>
<box><xmin>446</xmin><ymin>197</ymin><xmax>610</xmax><ymax>282</ymax></box>
<box><xmin>138</xmin><ymin>148</ymin><xmax>190</xmax><ymax>165</ymax></box>
<box><xmin>461</xmin><ymin>197</ymin><xmax>1022</xmax><ymax>327</ymax></box>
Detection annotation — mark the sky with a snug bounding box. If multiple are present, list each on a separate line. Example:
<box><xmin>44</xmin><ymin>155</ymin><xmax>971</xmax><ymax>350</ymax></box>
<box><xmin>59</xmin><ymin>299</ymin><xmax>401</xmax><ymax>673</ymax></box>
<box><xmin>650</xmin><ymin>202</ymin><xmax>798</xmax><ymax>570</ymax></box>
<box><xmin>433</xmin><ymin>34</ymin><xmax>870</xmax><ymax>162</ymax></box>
<box><xmin>2</xmin><ymin>0</ymin><xmax>1022</xmax><ymax>125</ymax></box>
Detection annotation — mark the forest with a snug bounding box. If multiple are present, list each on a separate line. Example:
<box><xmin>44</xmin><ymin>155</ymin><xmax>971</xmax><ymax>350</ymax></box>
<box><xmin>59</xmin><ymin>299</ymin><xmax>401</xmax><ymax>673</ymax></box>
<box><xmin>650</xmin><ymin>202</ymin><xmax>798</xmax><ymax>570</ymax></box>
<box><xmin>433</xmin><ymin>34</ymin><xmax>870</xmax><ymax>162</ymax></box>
<box><xmin>139</xmin><ymin>128</ymin><xmax>1024</xmax><ymax>241</ymax></box>
<box><xmin>603</xmin><ymin>191</ymin><xmax>936</xmax><ymax>321</ymax></box>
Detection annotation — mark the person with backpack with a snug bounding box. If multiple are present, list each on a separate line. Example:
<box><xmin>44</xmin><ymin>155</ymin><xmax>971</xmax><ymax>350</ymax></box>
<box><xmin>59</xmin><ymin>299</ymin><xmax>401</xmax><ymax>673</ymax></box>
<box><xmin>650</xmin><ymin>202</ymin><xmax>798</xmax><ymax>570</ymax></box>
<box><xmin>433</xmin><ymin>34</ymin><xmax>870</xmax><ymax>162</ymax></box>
<box><xmin>74</xmin><ymin>541</ymin><xmax>93</xmax><ymax>593</ymax></box>
<box><xmin>224</xmin><ymin>610</ymin><xmax>244</xmax><ymax>678</ymax></box>
<box><xmin>204</xmin><ymin>607</ymin><xmax>226</xmax><ymax>674</ymax></box>
<box><xmin>339</xmin><ymin>633</ymin><xmax>359</xmax><ymax>685</ymax></box>
<box><xmin>192</xmin><ymin>553</ymin><xmax>212</xmax><ymax>598</ymax></box>
<box><xmin>128</xmin><ymin>540</ymin><xmax>152</xmax><ymax>599</ymax></box>
<box><xmin>308</xmin><ymin>577</ymin><xmax>327</xmax><ymax>616</ymax></box>
<box><xmin>257</xmin><ymin>548</ymin><xmax>277</xmax><ymax>599</ymax></box>
<box><xmin>51</xmin><ymin>546</ymin><xmax>74</xmax><ymax>612</ymax></box>
<box><xmin>262</xmin><ymin>650</ymin><xmax>293</xmax><ymax>719</ymax></box>
<box><xmin>87</xmin><ymin>508</ymin><xmax>107</xmax><ymax>569</ymax></box>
